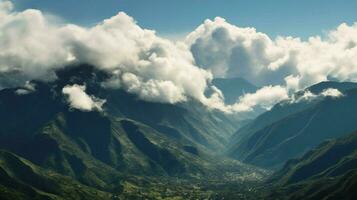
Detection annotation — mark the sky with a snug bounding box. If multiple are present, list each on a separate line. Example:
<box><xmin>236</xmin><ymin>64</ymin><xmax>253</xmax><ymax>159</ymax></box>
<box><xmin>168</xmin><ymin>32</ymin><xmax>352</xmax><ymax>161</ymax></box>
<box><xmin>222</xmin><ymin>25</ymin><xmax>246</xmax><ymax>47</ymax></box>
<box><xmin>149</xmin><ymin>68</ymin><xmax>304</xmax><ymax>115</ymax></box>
<box><xmin>1</xmin><ymin>0</ymin><xmax>357</xmax><ymax>114</ymax></box>
<box><xmin>12</xmin><ymin>0</ymin><xmax>357</xmax><ymax>39</ymax></box>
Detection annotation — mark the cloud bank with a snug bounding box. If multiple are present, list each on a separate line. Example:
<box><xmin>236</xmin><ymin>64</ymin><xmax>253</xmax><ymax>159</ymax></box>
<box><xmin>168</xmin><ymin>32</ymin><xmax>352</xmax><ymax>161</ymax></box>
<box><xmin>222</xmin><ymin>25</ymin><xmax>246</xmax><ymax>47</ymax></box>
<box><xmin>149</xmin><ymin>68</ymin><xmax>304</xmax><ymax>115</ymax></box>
<box><xmin>290</xmin><ymin>88</ymin><xmax>344</xmax><ymax>104</ymax></box>
<box><xmin>230</xmin><ymin>85</ymin><xmax>289</xmax><ymax>112</ymax></box>
<box><xmin>186</xmin><ymin>17</ymin><xmax>357</xmax><ymax>90</ymax></box>
<box><xmin>1</xmin><ymin>0</ymin><xmax>356</xmax><ymax>113</ymax></box>
<box><xmin>0</xmin><ymin>0</ymin><xmax>217</xmax><ymax>108</ymax></box>
<box><xmin>62</xmin><ymin>84</ymin><xmax>106</xmax><ymax>111</ymax></box>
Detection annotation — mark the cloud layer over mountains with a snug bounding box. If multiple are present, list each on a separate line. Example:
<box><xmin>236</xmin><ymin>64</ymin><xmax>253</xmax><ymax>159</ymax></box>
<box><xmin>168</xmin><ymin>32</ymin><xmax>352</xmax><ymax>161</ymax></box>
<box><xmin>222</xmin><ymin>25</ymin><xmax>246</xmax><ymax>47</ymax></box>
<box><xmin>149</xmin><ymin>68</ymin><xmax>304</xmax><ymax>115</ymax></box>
<box><xmin>0</xmin><ymin>0</ymin><xmax>356</xmax><ymax>113</ymax></box>
<box><xmin>62</xmin><ymin>84</ymin><xmax>106</xmax><ymax>111</ymax></box>
<box><xmin>187</xmin><ymin>17</ymin><xmax>357</xmax><ymax>89</ymax></box>
<box><xmin>0</xmin><ymin>0</ymin><xmax>217</xmax><ymax>109</ymax></box>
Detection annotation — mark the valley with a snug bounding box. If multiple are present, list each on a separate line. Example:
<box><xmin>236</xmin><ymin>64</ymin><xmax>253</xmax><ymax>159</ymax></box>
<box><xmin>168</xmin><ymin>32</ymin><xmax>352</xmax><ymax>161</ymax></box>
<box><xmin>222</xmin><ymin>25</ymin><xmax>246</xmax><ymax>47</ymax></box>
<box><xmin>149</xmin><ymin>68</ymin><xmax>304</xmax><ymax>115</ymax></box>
<box><xmin>1</xmin><ymin>0</ymin><xmax>357</xmax><ymax>198</ymax></box>
<box><xmin>0</xmin><ymin>65</ymin><xmax>356</xmax><ymax>199</ymax></box>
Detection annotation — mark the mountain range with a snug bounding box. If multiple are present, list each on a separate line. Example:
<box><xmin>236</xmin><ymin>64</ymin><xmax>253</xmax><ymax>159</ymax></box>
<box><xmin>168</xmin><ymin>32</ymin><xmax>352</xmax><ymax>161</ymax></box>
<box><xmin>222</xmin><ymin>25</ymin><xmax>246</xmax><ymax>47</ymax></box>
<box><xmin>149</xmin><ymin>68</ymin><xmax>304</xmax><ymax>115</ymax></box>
<box><xmin>0</xmin><ymin>64</ymin><xmax>265</xmax><ymax>199</ymax></box>
<box><xmin>0</xmin><ymin>64</ymin><xmax>356</xmax><ymax>199</ymax></box>
<box><xmin>266</xmin><ymin>131</ymin><xmax>357</xmax><ymax>200</ymax></box>
<box><xmin>228</xmin><ymin>81</ymin><xmax>357</xmax><ymax>169</ymax></box>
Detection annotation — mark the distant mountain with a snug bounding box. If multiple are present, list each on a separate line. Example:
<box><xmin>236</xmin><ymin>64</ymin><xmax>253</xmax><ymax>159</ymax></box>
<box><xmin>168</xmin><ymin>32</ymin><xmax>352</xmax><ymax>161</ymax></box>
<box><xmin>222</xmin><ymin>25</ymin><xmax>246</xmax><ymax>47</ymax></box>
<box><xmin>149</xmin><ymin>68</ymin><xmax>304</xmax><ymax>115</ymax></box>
<box><xmin>228</xmin><ymin>81</ymin><xmax>357</xmax><ymax>169</ymax></box>
<box><xmin>304</xmin><ymin>81</ymin><xmax>357</xmax><ymax>95</ymax></box>
<box><xmin>212</xmin><ymin>77</ymin><xmax>257</xmax><ymax>104</ymax></box>
<box><xmin>266</xmin><ymin>131</ymin><xmax>357</xmax><ymax>200</ymax></box>
<box><xmin>0</xmin><ymin>64</ymin><xmax>265</xmax><ymax>199</ymax></box>
<box><xmin>229</xmin><ymin>81</ymin><xmax>357</xmax><ymax>146</ymax></box>
<box><xmin>212</xmin><ymin>77</ymin><xmax>264</xmax><ymax>120</ymax></box>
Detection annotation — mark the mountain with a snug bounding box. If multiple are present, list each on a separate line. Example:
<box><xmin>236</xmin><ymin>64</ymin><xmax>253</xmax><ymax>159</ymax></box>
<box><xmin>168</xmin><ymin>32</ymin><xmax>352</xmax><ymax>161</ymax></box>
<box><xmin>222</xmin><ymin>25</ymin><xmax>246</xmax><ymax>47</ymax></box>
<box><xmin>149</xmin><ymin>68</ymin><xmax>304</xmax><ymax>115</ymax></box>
<box><xmin>303</xmin><ymin>81</ymin><xmax>357</xmax><ymax>95</ymax></box>
<box><xmin>229</xmin><ymin>81</ymin><xmax>357</xmax><ymax>146</ymax></box>
<box><xmin>265</xmin><ymin>131</ymin><xmax>357</xmax><ymax>200</ymax></box>
<box><xmin>0</xmin><ymin>150</ymin><xmax>112</xmax><ymax>200</ymax></box>
<box><xmin>228</xmin><ymin>81</ymin><xmax>357</xmax><ymax>169</ymax></box>
<box><xmin>212</xmin><ymin>77</ymin><xmax>257</xmax><ymax>104</ymax></box>
<box><xmin>0</xmin><ymin>64</ymin><xmax>265</xmax><ymax>199</ymax></box>
<box><xmin>268</xmin><ymin>170</ymin><xmax>357</xmax><ymax>200</ymax></box>
<box><xmin>212</xmin><ymin>77</ymin><xmax>264</xmax><ymax>120</ymax></box>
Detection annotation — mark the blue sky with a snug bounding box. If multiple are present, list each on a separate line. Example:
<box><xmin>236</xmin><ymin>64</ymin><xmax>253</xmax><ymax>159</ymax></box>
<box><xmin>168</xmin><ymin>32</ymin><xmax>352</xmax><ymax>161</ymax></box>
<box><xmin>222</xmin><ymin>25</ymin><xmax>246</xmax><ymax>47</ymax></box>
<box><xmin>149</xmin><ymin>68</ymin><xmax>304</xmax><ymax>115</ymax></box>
<box><xmin>11</xmin><ymin>0</ymin><xmax>357</xmax><ymax>39</ymax></box>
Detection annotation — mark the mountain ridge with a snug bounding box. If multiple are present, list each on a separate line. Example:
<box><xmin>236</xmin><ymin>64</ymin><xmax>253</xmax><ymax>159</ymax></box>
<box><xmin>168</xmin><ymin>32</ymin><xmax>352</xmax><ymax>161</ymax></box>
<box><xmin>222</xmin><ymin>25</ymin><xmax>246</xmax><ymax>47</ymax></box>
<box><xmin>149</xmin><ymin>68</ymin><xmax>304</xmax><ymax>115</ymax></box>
<box><xmin>0</xmin><ymin>64</ymin><xmax>266</xmax><ymax>199</ymax></box>
<box><xmin>228</xmin><ymin>81</ymin><xmax>357</xmax><ymax>169</ymax></box>
<box><xmin>265</xmin><ymin>131</ymin><xmax>357</xmax><ymax>200</ymax></box>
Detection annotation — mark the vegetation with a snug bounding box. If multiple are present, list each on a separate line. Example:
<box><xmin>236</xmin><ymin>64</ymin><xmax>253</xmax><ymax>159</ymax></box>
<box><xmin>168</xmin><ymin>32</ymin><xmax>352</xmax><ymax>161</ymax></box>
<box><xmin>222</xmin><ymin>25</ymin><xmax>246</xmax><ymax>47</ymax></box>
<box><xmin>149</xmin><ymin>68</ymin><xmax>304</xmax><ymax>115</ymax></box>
<box><xmin>228</xmin><ymin>83</ymin><xmax>357</xmax><ymax>169</ymax></box>
<box><xmin>0</xmin><ymin>65</ymin><xmax>356</xmax><ymax>199</ymax></box>
<box><xmin>0</xmin><ymin>65</ymin><xmax>266</xmax><ymax>199</ymax></box>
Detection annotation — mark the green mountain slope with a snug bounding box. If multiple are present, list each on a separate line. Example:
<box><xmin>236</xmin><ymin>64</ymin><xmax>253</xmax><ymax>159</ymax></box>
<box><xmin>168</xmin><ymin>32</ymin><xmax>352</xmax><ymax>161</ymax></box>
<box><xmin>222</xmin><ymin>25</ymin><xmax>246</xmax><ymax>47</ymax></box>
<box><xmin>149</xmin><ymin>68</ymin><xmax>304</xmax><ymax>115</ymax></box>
<box><xmin>0</xmin><ymin>150</ymin><xmax>112</xmax><ymax>200</ymax></box>
<box><xmin>228</xmin><ymin>81</ymin><xmax>357</xmax><ymax>147</ymax></box>
<box><xmin>0</xmin><ymin>64</ymin><xmax>266</xmax><ymax>199</ymax></box>
<box><xmin>267</xmin><ymin>170</ymin><xmax>357</xmax><ymax>200</ymax></box>
<box><xmin>228</xmin><ymin>83</ymin><xmax>357</xmax><ymax>169</ymax></box>
<box><xmin>265</xmin><ymin>131</ymin><xmax>357</xmax><ymax>200</ymax></box>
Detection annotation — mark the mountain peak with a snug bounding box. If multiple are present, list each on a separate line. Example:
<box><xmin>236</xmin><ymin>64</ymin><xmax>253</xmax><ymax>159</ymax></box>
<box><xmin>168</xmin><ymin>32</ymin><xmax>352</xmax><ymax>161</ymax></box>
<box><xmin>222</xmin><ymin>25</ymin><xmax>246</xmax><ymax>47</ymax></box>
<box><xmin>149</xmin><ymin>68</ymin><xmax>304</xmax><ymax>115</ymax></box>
<box><xmin>212</xmin><ymin>77</ymin><xmax>257</xmax><ymax>104</ymax></box>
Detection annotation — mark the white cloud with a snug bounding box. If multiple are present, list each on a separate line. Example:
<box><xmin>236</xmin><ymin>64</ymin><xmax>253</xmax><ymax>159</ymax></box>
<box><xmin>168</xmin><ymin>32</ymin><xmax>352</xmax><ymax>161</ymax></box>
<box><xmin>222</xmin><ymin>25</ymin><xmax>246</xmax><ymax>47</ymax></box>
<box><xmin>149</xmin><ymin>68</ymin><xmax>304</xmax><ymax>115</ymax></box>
<box><xmin>186</xmin><ymin>17</ymin><xmax>299</xmax><ymax>86</ymax></box>
<box><xmin>0</xmin><ymin>0</ymin><xmax>356</xmax><ymax>114</ymax></box>
<box><xmin>0</xmin><ymin>1</ymin><xmax>215</xmax><ymax>107</ymax></box>
<box><xmin>294</xmin><ymin>90</ymin><xmax>317</xmax><ymax>102</ymax></box>
<box><xmin>229</xmin><ymin>85</ymin><xmax>289</xmax><ymax>112</ymax></box>
<box><xmin>0</xmin><ymin>2</ymin><xmax>71</xmax><ymax>87</ymax></box>
<box><xmin>186</xmin><ymin>17</ymin><xmax>357</xmax><ymax>90</ymax></box>
<box><xmin>0</xmin><ymin>0</ymin><xmax>12</xmax><ymax>18</ymax></box>
<box><xmin>15</xmin><ymin>81</ymin><xmax>36</xmax><ymax>95</ymax></box>
<box><xmin>290</xmin><ymin>88</ymin><xmax>344</xmax><ymax>104</ymax></box>
<box><xmin>120</xmin><ymin>72</ymin><xmax>186</xmax><ymax>103</ymax></box>
<box><xmin>62</xmin><ymin>84</ymin><xmax>106</xmax><ymax>111</ymax></box>
<box><xmin>321</xmin><ymin>88</ymin><xmax>343</xmax><ymax>98</ymax></box>
<box><xmin>15</xmin><ymin>89</ymin><xmax>31</xmax><ymax>95</ymax></box>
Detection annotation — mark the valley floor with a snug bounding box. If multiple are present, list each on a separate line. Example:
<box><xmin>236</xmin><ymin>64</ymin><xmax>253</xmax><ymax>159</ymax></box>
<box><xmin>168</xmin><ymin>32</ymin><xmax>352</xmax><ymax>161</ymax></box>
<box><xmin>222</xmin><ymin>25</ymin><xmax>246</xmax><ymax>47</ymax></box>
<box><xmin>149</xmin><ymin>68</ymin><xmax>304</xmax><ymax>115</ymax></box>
<box><xmin>112</xmin><ymin>175</ymin><xmax>267</xmax><ymax>200</ymax></box>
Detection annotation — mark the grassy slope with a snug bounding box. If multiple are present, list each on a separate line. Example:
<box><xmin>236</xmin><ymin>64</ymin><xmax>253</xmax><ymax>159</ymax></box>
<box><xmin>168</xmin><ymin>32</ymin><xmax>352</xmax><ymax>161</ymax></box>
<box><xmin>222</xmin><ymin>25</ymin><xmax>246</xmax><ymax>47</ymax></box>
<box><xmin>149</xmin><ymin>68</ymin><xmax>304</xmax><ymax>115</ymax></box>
<box><xmin>265</xmin><ymin>131</ymin><xmax>357</xmax><ymax>200</ymax></box>
<box><xmin>228</xmin><ymin>88</ymin><xmax>357</xmax><ymax>169</ymax></box>
<box><xmin>0</xmin><ymin>150</ymin><xmax>112</xmax><ymax>200</ymax></box>
<box><xmin>0</xmin><ymin>65</ymin><xmax>267</xmax><ymax>199</ymax></box>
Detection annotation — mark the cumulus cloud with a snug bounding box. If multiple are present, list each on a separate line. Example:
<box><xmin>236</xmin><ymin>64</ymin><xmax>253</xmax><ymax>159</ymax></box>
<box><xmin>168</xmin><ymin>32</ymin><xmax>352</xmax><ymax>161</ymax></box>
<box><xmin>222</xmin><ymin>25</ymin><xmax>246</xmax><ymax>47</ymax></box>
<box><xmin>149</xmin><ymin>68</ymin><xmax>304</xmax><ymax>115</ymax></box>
<box><xmin>320</xmin><ymin>88</ymin><xmax>343</xmax><ymax>98</ymax></box>
<box><xmin>15</xmin><ymin>81</ymin><xmax>36</xmax><ymax>95</ymax></box>
<box><xmin>186</xmin><ymin>17</ymin><xmax>299</xmax><ymax>86</ymax></box>
<box><xmin>0</xmin><ymin>0</ymin><xmax>215</xmax><ymax>107</ymax></box>
<box><xmin>0</xmin><ymin>0</ymin><xmax>356</xmax><ymax>114</ymax></box>
<box><xmin>0</xmin><ymin>0</ymin><xmax>11</xmax><ymax>14</ymax></box>
<box><xmin>291</xmin><ymin>88</ymin><xmax>344</xmax><ymax>103</ymax></box>
<box><xmin>186</xmin><ymin>17</ymin><xmax>357</xmax><ymax>90</ymax></box>
<box><xmin>62</xmin><ymin>84</ymin><xmax>106</xmax><ymax>111</ymax></box>
<box><xmin>229</xmin><ymin>85</ymin><xmax>289</xmax><ymax>112</ymax></box>
<box><xmin>293</xmin><ymin>90</ymin><xmax>317</xmax><ymax>102</ymax></box>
